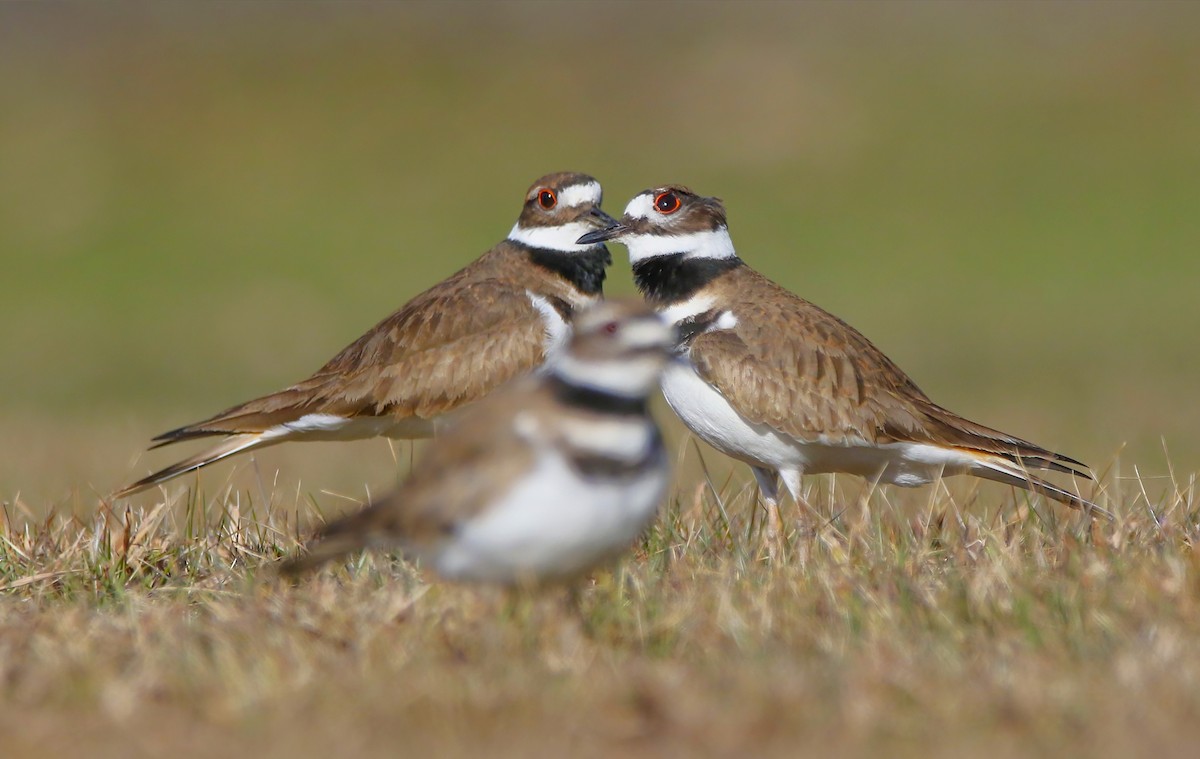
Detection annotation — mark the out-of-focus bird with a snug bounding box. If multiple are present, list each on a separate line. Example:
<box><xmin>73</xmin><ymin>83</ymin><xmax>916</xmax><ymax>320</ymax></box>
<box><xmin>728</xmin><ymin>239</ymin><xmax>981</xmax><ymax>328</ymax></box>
<box><xmin>280</xmin><ymin>300</ymin><xmax>675</xmax><ymax>585</ymax></box>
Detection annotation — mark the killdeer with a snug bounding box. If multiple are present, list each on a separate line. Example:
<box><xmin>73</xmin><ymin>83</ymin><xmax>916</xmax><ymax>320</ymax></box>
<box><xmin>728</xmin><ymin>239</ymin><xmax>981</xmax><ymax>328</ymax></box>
<box><xmin>116</xmin><ymin>172</ymin><xmax>617</xmax><ymax>498</ymax></box>
<box><xmin>578</xmin><ymin>185</ymin><xmax>1107</xmax><ymax>546</ymax></box>
<box><xmin>279</xmin><ymin>300</ymin><xmax>675</xmax><ymax>584</ymax></box>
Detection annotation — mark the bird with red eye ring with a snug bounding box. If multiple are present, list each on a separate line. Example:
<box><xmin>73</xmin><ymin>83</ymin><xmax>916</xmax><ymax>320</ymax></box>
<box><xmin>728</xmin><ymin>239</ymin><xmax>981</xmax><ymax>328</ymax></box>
<box><xmin>603</xmin><ymin>321</ymin><xmax>619</xmax><ymax>335</ymax></box>
<box><xmin>654</xmin><ymin>191</ymin><xmax>681</xmax><ymax>214</ymax></box>
<box><xmin>537</xmin><ymin>188</ymin><xmax>557</xmax><ymax>210</ymax></box>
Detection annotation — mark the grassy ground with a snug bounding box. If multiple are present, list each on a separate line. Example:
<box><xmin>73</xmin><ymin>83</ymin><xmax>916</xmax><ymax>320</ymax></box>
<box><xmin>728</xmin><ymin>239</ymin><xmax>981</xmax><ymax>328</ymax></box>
<box><xmin>2</xmin><ymin>464</ymin><xmax>1198</xmax><ymax>757</ymax></box>
<box><xmin>3</xmin><ymin>2</ymin><xmax>1200</xmax><ymax>755</ymax></box>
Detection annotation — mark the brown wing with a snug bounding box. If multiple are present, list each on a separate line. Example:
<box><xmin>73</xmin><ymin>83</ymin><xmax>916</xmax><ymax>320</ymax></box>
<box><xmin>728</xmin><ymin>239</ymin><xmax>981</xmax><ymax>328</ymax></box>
<box><xmin>689</xmin><ymin>280</ymin><xmax>929</xmax><ymax>445</ymax></box>
<box><xmin>156</xmin><ymin>278</ymin><xmax>552</xmax><ymax>443</ymax></box>
<box><xmin>692</xmin><ymin>271</ymin><xmax>1085</xmax><ymax>473</ymax></box>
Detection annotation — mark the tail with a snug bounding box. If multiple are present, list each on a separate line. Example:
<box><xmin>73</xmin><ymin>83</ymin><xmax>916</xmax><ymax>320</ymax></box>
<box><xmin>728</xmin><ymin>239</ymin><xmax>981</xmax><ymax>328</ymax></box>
<box><xmin>966</xmin><ymin>450</ymin><xmax>1113</xmax><ymax>520</ymax></box>
<box><xmin>114</xmin><ymin>432</ymin><xmax>278</xmax><ymax>498</ymax></box>
<box><xmin>914</xmin><ymin>402</ymin><xmax>1109</xmax><ymax>518</ymax></box>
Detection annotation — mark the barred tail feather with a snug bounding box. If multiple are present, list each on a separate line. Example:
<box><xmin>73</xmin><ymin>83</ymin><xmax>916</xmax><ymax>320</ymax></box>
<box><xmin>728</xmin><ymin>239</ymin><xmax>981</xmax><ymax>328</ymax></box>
<box><xmin>969</xmin><ymin>453</ymin><xmax>1112</xmax><ymax>520</ymax></box>
<box><xmin>114</xmin><ymin>433</ymin><xmax>275</xmax><ymax>498</ymax></box>
<box><xmin>1007</xmin><ymin>453</ymin><xmax>1092</xmax><ymax>479</ymax></box>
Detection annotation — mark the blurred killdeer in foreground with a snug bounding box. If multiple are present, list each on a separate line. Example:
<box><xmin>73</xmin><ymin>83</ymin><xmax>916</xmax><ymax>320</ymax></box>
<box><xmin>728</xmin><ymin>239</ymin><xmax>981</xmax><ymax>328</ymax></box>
<box><xmin>280</xmin><ymin>300</ymin><xmax>675</xmax><ymax>584</ymax></box>
<box><xmin>578</xmin><ymin>186</ymin><xmax>1108</xmax><ymax>547</ymax></box>
<box><xmin>116</xmin><ymin>172</ymin><xmax>616</xmax><ymax>498</ymax></box>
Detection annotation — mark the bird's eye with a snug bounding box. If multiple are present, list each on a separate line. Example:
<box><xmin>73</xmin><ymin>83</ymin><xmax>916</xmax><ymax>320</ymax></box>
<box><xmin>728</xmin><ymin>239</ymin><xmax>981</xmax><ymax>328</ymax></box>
<box><xmin>603</xmin><ymin>321</ymin><xmax>619</xmax><ymax>335</ymax></box>
<box><xmin>538</xmin><ymin>189</ymin><xmax>557</xmax><ymax>210</ymax></box>
<box><xmin>654</xmin><ymin>191</ymin><xmax>681</xmax><ymax>214</ymax></box>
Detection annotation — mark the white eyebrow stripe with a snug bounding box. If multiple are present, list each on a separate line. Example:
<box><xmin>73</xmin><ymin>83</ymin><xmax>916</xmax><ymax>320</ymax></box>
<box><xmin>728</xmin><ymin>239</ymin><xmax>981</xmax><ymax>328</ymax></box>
<box><xmin>622</xmin><ymin>193</ymin><xmax>657</xmax><ymax>219</ymax></box>
<box><xmin>508</xmin><ymin>221</ymin><xmax>605</xmax><ymax>253</ymax></box>
<box><xmin>623</xmin><ymin>228</ymin><xmax>737</xmax><ymax>263</ymax></box>
<box><xmin>557</xmin><ymin>181</ymin><xmax>603</xmax><ymax>209</ymax></box>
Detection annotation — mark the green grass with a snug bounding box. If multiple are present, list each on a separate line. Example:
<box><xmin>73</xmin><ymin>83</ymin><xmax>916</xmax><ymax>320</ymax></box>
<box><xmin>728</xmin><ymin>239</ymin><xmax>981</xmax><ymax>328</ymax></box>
<box><xmin>2</xmin><ymin>3</ymin><xmax>1200</xmax><ymax>755</ymax></box>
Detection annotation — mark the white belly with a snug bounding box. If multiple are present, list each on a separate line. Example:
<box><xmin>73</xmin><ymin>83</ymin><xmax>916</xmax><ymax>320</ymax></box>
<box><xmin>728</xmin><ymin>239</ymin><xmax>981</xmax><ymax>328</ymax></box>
<box><xmin>660</xmin><ymin>361</ymin><xmax>804</xmax><ymax>472</ymax></box>
<box><xmin>787</xmin><ymin>441</ymin><xmax>979</xmax><ymax>486</ymax></box>
<box><xmin>432</xmin><ymin>450</ymin><xmax>669</xmax><ymax>584</ymax></box>
<box><xmin>660</xmin><ymin>362</ymin><xmax>978</xmax><ymax>487</ymax></box>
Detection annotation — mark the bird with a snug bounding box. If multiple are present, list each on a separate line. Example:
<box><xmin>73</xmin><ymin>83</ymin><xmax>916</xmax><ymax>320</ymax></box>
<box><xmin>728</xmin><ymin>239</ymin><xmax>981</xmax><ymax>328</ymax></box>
<box><xmin>116</xmin><ymin>172</ymin><xmax>617</xmax><ymax>498</ymax></box>
<box><xmin>278</xmin><ymin>299</ymin><xmax>676</xmax><ymax>585</ymax></box>
<box><xmin>577</xmin><ymin>185</ymin><xmax>1108</xmax><ymax>549</ymax></box>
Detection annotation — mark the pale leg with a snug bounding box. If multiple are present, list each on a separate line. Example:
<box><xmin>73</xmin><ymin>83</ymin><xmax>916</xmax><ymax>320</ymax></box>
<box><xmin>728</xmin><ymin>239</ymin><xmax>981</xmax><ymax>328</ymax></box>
<box><xmin>752</xmin><ymin>466</ymin><xmax>785</xmax><ymax>561</ymax></box>
<box><xmin>778</xmin><ymin>469</ymin><xmax>811</xmax><ymax>518</ymax></box>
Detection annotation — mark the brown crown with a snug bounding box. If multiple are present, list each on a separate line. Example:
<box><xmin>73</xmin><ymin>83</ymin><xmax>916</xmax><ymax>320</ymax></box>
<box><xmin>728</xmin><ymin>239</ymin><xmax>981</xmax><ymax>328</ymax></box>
<box><xmin>623</xmin><ymin>185</ymin><xmax>728</xmax><ymax>235</ymax></box>
<box><xmin>515</xmin><ymin>171</ymin><xmax>604</xmax><ymax>229</ymax></box>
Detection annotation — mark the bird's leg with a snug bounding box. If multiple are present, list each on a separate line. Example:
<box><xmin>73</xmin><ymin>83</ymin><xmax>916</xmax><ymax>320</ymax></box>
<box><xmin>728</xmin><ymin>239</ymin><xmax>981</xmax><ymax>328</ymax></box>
<box><xmin>780</xmin><ymin>468</ymin><xmax>813</xmax><ymax>510</ymax></box>
<box><xmin>778</xmin><ymin>469</ymin><xmax>817</xmax><ymax>564</ymax></box>
<box><xmin>752</xmin><ymin>466</ymin><xmax>786</xmax><ymax>562</ymax></box>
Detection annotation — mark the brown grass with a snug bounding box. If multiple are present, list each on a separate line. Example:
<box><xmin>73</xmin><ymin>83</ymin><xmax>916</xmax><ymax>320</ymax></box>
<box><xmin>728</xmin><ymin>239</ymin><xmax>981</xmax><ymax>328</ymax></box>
<box><xmin>2</xmin><ymin>442</ymin><xmax>1198</xmax><ymax>758</ymax></box>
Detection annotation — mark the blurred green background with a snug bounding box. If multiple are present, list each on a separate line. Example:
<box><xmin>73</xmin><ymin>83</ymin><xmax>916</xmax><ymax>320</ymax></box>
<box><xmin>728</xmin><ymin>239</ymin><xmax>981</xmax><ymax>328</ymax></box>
<box><xmin>2</xmin><ymin>2</ymin><xmax>1197</xmax><ymax>506</ymax></box>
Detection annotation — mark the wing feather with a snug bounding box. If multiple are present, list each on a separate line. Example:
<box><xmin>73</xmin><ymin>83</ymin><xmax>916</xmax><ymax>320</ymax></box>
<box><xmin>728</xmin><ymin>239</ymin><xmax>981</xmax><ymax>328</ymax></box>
<box><xmin>155</xmin><ymin>279</ymin><xmax>551</xmax><ymax>442</ymax></box>
<box><xmin>690</xmin><ymin>269</ymin><xmax>1089</xmax><ymax>476</ymax></box>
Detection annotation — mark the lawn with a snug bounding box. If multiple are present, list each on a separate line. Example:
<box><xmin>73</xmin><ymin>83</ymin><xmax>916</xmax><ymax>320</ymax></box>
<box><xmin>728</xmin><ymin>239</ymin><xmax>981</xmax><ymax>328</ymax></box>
<box><xmin>2</xmin><ymin>3</ymin><xmax>1198</xmax><ymax>756</ymax></box>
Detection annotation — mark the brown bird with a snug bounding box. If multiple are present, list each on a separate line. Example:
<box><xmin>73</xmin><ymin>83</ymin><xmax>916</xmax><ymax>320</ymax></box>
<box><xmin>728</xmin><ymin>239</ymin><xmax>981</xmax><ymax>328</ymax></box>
<box><xmin>117</xmin><ymin>172</ymin><xmax>616</xmax><ymax>498</ymax></box>
<box><xmin>578</xmin><ymin>185</ymin><xmax>1108</xmax><ymax>547</ymax></box>
<box><xmin>279</xmin><ymin>300</ymin><xmax>675</xmax><ymax>584</ymax></box>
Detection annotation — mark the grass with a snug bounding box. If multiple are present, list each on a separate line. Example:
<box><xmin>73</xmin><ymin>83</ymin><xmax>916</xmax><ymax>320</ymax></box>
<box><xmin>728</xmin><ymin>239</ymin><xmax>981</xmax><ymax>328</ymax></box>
<box><xmin>3</xmin><ymin>3</ymin><xmax>1200</xmax><ymax>755</ymax></box>
<box><xmin>3</xmin><ymin>445</ymin><xmax>1199</xmax><ymax>757</ymax></box>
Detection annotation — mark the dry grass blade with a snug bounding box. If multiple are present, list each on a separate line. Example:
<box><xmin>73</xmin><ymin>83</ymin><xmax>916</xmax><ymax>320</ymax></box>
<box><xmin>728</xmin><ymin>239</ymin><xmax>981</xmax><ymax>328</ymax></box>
<box><xmin>1</xmin><ymin>454</ymin><xmax>1198</xmax><ymax>756</ymax></box>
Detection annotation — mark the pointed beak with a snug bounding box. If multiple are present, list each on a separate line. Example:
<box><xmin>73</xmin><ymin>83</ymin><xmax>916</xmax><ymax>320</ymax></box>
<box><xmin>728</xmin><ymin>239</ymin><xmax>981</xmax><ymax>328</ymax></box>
<box><xmin>585</xmin><ymin>206</ymin><xmax>618</xmax><ymax>229</ymax></box>
<box><xmin>576</xmin><ymin>216</ymin><xmax>628</xmax><ymax>245</ymax></box>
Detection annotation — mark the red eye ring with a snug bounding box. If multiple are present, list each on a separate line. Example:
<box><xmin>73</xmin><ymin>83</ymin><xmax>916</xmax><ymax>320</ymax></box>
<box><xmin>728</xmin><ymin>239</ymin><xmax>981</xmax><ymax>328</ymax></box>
<box><xmin>654</xmin><ymin>191</ymin><xmax>681</xmax><ymax>214</ymax></box>
<box><xmin>537</xmin><ymin>188</ymin><xmax>557</xmax><ymax>210</ymax></box>
<box><xmin>603</xmin><ymin>321</ymin><xmax>619</xmax><ymax>335</ymax></box>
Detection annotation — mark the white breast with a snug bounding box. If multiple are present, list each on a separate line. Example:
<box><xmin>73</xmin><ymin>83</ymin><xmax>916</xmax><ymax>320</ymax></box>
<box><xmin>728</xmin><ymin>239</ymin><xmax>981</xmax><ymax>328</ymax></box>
<box><xmin>525</xmin><ymin>291</ymin><xmax>571</xmax><ymax>366</ymax></box>
<box><xmin>660</xmin><ymin>360</ymin><xmax>804</xmax><ymax>472</ymax></box>
<box><xmin>432</xmin><ymin>448</ymin><xmax>669</xmax><ymax>583</ymax></box>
